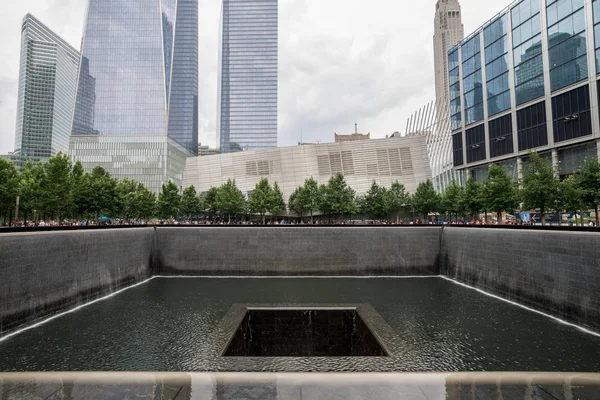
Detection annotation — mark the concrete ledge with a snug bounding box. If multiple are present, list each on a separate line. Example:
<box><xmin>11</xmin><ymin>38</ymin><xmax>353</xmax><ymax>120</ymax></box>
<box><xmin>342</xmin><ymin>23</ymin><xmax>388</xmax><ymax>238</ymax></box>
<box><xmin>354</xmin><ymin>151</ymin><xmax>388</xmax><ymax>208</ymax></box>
<box><xmin>155</xmin><ymin>227</ymin><xmax>442</xmax><ymax>276</ymax></box>
<box><xmin>440</xmin><ymin>228</ymin><xmax>600</xmax><ymax>331</ymax></box>
<box><xmin>0</xmin><ymin>228</ymin><xmax>156</xmax><ymax>337</ymax></box>
<box><xmin>0</xmin><ymin>372</ymin><xmax>598</xmax><ymax>399</ymax></box>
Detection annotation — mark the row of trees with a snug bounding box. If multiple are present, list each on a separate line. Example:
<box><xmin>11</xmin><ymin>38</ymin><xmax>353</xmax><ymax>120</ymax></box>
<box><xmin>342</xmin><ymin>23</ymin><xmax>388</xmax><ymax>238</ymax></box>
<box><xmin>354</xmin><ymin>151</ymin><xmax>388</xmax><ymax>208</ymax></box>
<box><xmin>3</xmin><ymin>151</ymin><xmax>600</xmax><ymax>225</ymax></box>
<box><xmin>431</xmin><ymin>152</ymin><xmax>600</xmax><ymax>225</ymax></box>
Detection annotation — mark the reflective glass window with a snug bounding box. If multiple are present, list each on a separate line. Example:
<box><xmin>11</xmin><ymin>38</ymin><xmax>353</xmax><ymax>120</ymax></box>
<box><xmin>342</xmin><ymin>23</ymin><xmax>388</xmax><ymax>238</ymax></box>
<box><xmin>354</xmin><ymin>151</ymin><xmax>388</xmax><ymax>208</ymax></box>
<box><xmin>488</xmin><ymin>91</ymin><xmax>512</xmax><ymax>116</ymax></box>
<box><xmin>485</xmin><ymin>37</ymin><xmax>508</xmax><ymax>63</ymax></box>
<box><xmin>219</xmin><ymin>0</ymin><xmax>278</xmax><ymax>153</ymax></box>
<box><xmin>594</xmin><ymin>0</ymin><xmax>600</xmax><ymax>72</ymax></box>
<box><xmin>449</xmin><ymin>67</ymin><xmax>460</xmax><ymax>86</ymax></box>
<box><xmin>511</xmin><ymin>0</ymin><xmax>541</xmax><ymax>28</ymax></box>
<box><xmin>448</xmin><ymin>49</ymin><xmax>459</xmax><ymax>71</ymax></box>
<box><xmin>486</xmin><ymin>55</ymin><xmax>509</xmax><ymax>81</ymax></box>
<box><xmin>465</xmin><ymin>102</ymin><xmax>484</xmax><ymax>125</ymax></box>
<box><xmin>512</xmin><ymin>1</ymin><xmax>544</xmax><ymax>105</ymax></box>
<box><xmin>461</xmin><ymin>33</ymin><xmax>481</xmax><ymax>61</ymax></box>
<box><xmin>464</xmin><ymin>70</ymin><xmax>483</xmax><ymax>93</ymax></box>
<box><xmin>547</xmin><ymin>6</ymin><xmax>587</xmax><ymax>91</ymax></box>
<box><xmin>484</xmin><ymin>15</ymin><xmax>507</xmax><ymax>46</ymax></box>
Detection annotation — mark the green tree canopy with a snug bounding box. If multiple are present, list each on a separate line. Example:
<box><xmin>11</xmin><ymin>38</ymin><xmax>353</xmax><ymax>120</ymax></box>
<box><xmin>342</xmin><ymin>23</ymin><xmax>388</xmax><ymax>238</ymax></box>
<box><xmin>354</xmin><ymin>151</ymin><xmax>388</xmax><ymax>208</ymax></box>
<box><xmin>411</xmin><ymin>179</ymin><xmax>439</xmax><ymax>221</ymax></box>
<box><xmin>574</xmin><ymin>158</ymin><xmax>600</xmax><ymax>225</ymax></box>
<box><xmin>0</xmin><ymin>158</ymin><xmax>19</xmax><ymax>221</ymax></box>
<box><xmin>88</xmin><ymin>167</ymin><xmax>118</xmax><ymax>220</ymax></box>
<box><xmin>463</xmin><ymin>177</ymin><xmax>483</xmax><ymax>220</ymax></box>
<box><xmin>157</xmin><ymin>181</ymin><xmax>181</xmax><ymax>220</ymax></box>
<box><xmin>43</xmin><ymin>152</ymin><xmax>73</xmax><ymax>221</ymax></box>
<box><xmin>559</xmin><ymin>175</ymin><xmax>585</xmax><ymax>226</ymax></box>
<box><xmin>116</xmin><ymin>178</ymin><xmax>139</xmax><ymax>221</ymax></box>
<box><xmin>269</xmin><ymin>181</ymin><xmax>286</xmax><ymax>221</ymax></box>
<box><xmin>360</xmin><ymin>181</ymin><xmax>389</xmax><ymax>219</ymax></box>
<box><xmin>521</xmin><ymin>152</ymin><xmax>559</xmax><ymax>225</ymax></box>
<box><xmin>217</xmin><ymin>179</ymin><xmax>246</xmax><ymax>223</ymax></box>
<box><xmin>17</xmin><ymin>160</ymin><xmax>45</xmax><ymax>221</ymax></box>
<box><xmin>180</xmin><ymin>185</ymin><xmax>202</xmax><ymax>220</ymax></box>
<box><xmin>202</xmin><ymin>187</ymin><xmax>219</xmax><ymax>215</ymax></box>
<box><xmin>248</xmin><ymin>177</ymin><xmax>272</xmax><ymax>223</ymax></box>
<box><xmin>320</xmin><ymin>173</ymin><xmax>356</xmax><ymax>220</ymax></box>
<box><xmin>441</xmin><ymin>180</ymin><xmax>465</xmax><ymax>221</ymax></box>
<box><xmin>386</xmin><ymin>181</ymin><xmax>410</xmax><ymax>223</ymax></box>
<box><xmin>482</xmin><ymin>163</ymin><xmax>516</xmax><ymax>223</ymax></box>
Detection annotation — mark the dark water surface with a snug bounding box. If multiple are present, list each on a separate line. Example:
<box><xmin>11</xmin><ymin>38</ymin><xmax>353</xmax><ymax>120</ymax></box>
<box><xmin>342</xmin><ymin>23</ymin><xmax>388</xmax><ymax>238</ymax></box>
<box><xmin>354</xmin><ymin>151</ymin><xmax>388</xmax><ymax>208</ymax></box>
<box><xmin>1</xmin><ymin>277</ymin><xmax>599</xmax><ymax>372</ymax></box>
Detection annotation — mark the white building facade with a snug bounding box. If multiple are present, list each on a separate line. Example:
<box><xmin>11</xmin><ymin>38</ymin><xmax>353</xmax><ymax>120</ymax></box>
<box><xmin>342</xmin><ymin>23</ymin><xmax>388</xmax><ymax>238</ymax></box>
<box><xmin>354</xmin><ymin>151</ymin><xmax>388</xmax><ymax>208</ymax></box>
<box><xmin>183</xmin><ymin>136</ymin><xmax>431</xmax><ymax>201</ymax></box>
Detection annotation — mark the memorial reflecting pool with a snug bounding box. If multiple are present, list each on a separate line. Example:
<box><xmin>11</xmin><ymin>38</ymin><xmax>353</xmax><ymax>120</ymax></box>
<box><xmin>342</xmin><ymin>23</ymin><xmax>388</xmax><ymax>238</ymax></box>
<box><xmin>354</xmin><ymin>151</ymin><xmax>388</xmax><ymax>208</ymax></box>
<box><xmin>1</xmin><ymin>277</ymin><xmax>599</xmax><ymax>372</ymax></box>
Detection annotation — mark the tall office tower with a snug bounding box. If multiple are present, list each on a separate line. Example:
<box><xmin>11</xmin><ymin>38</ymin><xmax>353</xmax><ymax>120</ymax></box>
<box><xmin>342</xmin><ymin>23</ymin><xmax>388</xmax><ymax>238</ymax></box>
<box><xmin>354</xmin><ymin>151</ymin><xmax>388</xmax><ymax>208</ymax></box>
<box><xmin>433</xmin><ymin>0</ymin><xmax>464</xmax><ymax>106</ymax></box>
<box><xmin>13</xmin><ymin>14</ymin><xmax>80</xmax><ymax>168</ymax></box>
<box><xmin>218</xmin><ymin>0</ymin><xmax>278</xmax><ymax>153</ymax></box>
<box><xmin>69</xmin><ymin>0</ymin><xmax>198</xmax><ymax>193</ymax></box>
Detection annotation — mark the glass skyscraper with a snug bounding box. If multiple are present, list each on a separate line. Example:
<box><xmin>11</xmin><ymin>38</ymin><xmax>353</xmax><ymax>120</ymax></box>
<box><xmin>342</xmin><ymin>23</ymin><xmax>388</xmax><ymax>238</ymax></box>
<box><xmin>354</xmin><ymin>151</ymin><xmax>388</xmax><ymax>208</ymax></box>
<box><xmin>69</xmin><ymin>0</ymin><xmax>198</xmax><ymax>193</ymax></box>
<box><xmin>218</xmin><ymin>0</ymin><xmax>278</xmax><ymax>153</ymax></box>
<box><xmin>13</xmin><ymin>14</ymin><xmax>80</xmax><ymax>167</ymax></box>
<box><xmin>449</xmin><ymin>0</ymin><xmax>600</xmax><ymax>181</ymax></box>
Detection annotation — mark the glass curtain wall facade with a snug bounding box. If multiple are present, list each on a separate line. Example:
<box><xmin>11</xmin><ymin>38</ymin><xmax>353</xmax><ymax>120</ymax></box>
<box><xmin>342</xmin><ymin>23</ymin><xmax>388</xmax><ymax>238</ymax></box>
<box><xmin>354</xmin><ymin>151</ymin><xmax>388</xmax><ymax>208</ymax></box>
<box><xmin>69</xmin><ymin>0</ymin><xmax>198</xmax><ymax>193</ymax></box>
<box><xmin>14</xmin><ymin>14</ymin><xmax>80</xmax><ymax>167</ymax></box>
<box><xmin>449</xmin><ymin>0</ymin><xmax>600</xmax><ymax>180</ymax></box>
<box><xmin>218</xmin><ymin>0</ymin><xmax>278</xmax><ymax>153</ymax></box>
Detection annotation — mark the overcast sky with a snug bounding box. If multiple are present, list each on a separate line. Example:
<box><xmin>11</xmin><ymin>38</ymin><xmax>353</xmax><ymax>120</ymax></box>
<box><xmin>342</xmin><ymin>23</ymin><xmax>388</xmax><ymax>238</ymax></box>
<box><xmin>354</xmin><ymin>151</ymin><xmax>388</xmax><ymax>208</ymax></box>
<box><xmin>0</xmin><ymin>0</ymin><xmax>509</xmax><ymax>154</ymax></box>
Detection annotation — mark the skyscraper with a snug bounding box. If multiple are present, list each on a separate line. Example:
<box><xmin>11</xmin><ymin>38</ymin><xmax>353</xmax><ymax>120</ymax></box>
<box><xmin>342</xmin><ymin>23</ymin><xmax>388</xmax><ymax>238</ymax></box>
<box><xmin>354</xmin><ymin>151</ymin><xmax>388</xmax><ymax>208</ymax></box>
<box><xmin>13</xmin><ymin>14</ymin><xmax>80</xmax><ymax>167</ymax></box>
<box><xmin>218</xmin><ymin>0</ymin><xmax>278</xmax><ymax>153</ymax></box>
<box><xmin>69</xmin><ymin>0</ymin><xmax>198</xmax><ymax>193</ymax></box>
<box><xmin>433</xmin><ymin>0</ymin><xmax>464</xmax><ymax>106</ymax></box>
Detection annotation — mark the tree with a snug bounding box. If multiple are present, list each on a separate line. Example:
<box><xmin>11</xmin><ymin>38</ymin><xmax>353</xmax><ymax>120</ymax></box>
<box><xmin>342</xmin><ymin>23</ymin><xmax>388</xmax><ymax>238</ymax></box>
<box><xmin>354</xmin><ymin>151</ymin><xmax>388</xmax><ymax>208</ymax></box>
<box><xmin>441</xmin><ymin>180</ymin><xmax>464</xmax><ymax>222</ymax></box>
<box><xmin>116</xmin><ymin>178</ymin><xmax>139</xmax><ymax>221</ymax></box>
<box><xmin>574</xmin><ymin>158</ymin><xmax>600</xmax><ymax>225</ymax></box>
<box><xmin>411</xmin><ymin>179</ymin><xmax>439</xmax><ymax>222</ymax></box>
<box><xmin>180</xmin><ymin>185</ymin><xmax>202</xmax><ymax>220</ymax></box>
<box><xmin>360</xmin><ymin>181</ymin><xmax>389</xmax><ymax>219</ymax></box>
<box><xmin>288</xmin><ymin>188</ymin><xmax>306</xmax><ymax>219</ymax></box>
<box><xmin>157</xmin><ymin>181</ymin><xmax>181</xmax><ymax>220</ymax></box>
<box><xmin>521</xmin><ymin>152</ymin><xmax>559</xmax><ymax>225</ymax></box>
<box><xmin>463</xmin><ymin>177</ymin><xmax>483</xmax><ymax>221</ymax></box>
<box><xmin>70</xmin><ymin>160</ymin><xmax>90</xmax><ymax>220</ymax></box>
<box><xmin>43</xmin><ymin>153</ymin><xmax>73</xmax><ymax>221</ymax></box>
<box><xmin>216</xmin><ymin>179</ymin><xmax>246</xmax><ymax>223</ymax></box>
<box><xmin>133</xmin><ymin>183</ymin><xmax>157</xmax><ymax>221</ymax></box>
<box><xmin>386</xmin><ymin>181</ymin><xmax>410</xmax><ymax>224</ymax></box>
<box><xmin>0</xmin><ymin>159</ymin><xmax>19</xmax><ymax>222</ymax></box>
<box><xmin>559</xmin><ymin>175</ymin><xmax>585</xmax><ymax>226</ymax></box>
<box><xmin>482</xmin><ymin>163</ymin><xmax>516</xmax><ymax>224</ymax></box>
<box><xmin>301</xmin><ymin>177</ymin><xmax>321</xmax><ymax>223</ymax></box>
<box><xmin>248</xmin><ymin>177</ymin><xmax>272</xmax><ymax>223</ymax></box>
<box><xmin>269</xmin><ymin>182</ymin><xmax>286</xmax><ymax>221</ymax></box>
<box><xmin>88</xmin><ymin>167</ymin><xmax>118</xmax><ymax>220</ymax></box>
<box><xmin>320</xmin><ymin>173</ymin><xmax>356</xmax><ymax>221</ymax></box>
<box><xmin>18</xmin><ymin>160</ymin><xmax>45</xmax><ymax>222</ymax></box>
<box><xmin>202</xmin><ymin>187</ymin><xmax>219</xmax><ymax>215</ymax></box>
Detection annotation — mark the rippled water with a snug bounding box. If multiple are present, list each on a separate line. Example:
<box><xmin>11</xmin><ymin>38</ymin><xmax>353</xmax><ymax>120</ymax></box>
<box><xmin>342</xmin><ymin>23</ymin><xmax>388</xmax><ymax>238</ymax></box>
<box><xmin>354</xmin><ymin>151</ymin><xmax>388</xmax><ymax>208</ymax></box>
<box><xmin>1</xmin><ymin>277</ymin><xmax>599</xmax><ymax>372</ymax></box>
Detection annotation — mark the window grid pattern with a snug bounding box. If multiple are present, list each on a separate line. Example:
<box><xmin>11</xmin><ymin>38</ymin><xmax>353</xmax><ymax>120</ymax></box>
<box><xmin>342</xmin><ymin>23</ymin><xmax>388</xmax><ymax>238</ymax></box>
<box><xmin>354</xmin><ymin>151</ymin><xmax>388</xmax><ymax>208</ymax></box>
<box><xmin>452</xmin><ymin>132</ymin><xmax>464</xmax><ymax>167</ymax></box>
<box><xmin>512</xmin><ymin>0</ymin><xmax>545</xmax><ymax>105</ymax></box>
<box><xmin>461</xmin><ymin>33</ymin><xmax>484</xmax><ymax>126</ymax></box>
<box><xmin>489</xmin><ymin>114</ymin><xmax>514</xmax><ymax>158</ymax></box>
<box><xmin>14</xmin><ymin>15</ymin><xmax>79</xmax><ymax>164</ymax></box>
<box><xmin>71</xmin><ymin>0</ymin><xmax>198</xmax><ymax>155</ymax></box>
<box><xmin>484</xmin><ymin>15</ymin><xmax>511</xmax><ymax>116</ymax></box>
<box><xmin>517</xmin><ymin>101</ymin><xmax>548</xmax><ymax>150</ymax></box>
<box><xmin>449</xmin><ymin>49</ymin><xmax>462</xmax><ymax>131</ymax></box>
<box><xmin>592</xmin><ymin>0</ymin><xmax>600</xmax><ymax>73</ymax></box>
<box><xmin>219</xmin><ymin>0</ymin><xmax>278</xmax><ymax>153</ymax></box>
<box><xmin>465</xmin><ymin>124</ymin><xmax>486</xmax><ymax>163</ymax></box>
<box><xmin>551</xmin><ymin>84</ymin><xmax>592</xmax><ymax>142</ymax></box>
<box><xmin>547</xmin><ymin>0</ymin><xmax>587</xmax><ymax>92</ymax></box>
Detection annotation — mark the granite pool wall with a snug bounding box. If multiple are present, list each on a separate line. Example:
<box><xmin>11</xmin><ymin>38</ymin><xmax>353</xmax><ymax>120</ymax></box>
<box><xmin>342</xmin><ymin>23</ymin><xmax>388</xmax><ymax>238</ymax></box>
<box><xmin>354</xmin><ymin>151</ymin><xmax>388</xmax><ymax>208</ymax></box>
<box><xmin>1</xmin><ymin>226</ymin><xmax>599</xmax><ymax>337</ymax></box>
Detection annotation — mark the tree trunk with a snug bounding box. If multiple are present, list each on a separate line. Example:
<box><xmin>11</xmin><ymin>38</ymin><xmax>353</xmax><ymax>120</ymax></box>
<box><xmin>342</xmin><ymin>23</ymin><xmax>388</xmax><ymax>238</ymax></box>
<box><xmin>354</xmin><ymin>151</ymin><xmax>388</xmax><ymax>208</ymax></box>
<box><xmin>497</xmin><ymin>211</ymin><xmax>502</xmax><ymax>224</ymax></box>
<box><xmin>541</xmin><ymin>212</ymin><xmax>546</xmax><ymax>226</ymax></box>
<box><xmin>228</xmin><ymin>213</ymin><xmax>231</xmax><ymax>224</ymax></box>
<box><xmin>595</xmin><ymin>206</ymin><xmax>599</xmax><ymax>226</ymax></box>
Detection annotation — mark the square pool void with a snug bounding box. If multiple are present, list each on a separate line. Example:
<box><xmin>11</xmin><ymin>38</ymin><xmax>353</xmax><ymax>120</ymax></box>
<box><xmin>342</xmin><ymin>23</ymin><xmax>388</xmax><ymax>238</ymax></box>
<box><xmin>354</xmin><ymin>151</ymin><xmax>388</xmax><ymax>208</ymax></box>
<box><xmin>223</xmin><ymin>308</ymin><xmax>389</xmax><ymax>357</ymax></box>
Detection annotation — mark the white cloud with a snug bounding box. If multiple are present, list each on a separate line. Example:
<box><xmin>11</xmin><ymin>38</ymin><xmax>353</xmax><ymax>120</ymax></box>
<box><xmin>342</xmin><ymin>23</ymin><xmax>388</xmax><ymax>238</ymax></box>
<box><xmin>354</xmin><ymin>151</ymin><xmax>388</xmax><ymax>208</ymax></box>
<box><xmin>0</xmin><ymin>0</ymin><xmax>511</xmax><ymax>154</ymax></box>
